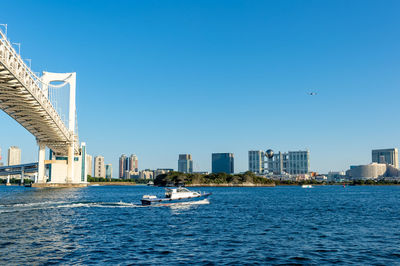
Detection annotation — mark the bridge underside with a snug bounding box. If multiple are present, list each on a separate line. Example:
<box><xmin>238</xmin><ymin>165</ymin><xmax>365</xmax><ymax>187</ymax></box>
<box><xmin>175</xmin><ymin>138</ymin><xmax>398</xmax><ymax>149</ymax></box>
<box><xmin>0</xmin><ymin>64</ymin><xmax>72</xmax><ymax>155</ymax></box>
<box><xmin>0</xmin><ymin>30</ymin><xmax>86</xmax><ymax>186</ymax></box>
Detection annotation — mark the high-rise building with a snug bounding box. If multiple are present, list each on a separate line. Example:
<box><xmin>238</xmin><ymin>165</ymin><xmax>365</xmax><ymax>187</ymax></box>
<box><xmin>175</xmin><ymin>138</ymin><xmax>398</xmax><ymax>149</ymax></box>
<box><xmin>105</xmin><ymin>164</ymin><xmax>112</xmax><ymax>179</ymax></box>
<box><xmin>248</xmin><ymin>150</ymin><xmax>265</xmax><ymax>174</ymax></box>
<box><xmin>288</xmin><ymin>151</ymin><xmax>310</xmax><ymax>175</ymax></box>
<box><xmin>266</xmin><ymin>151</ymin><xmax>288</xmax><ymax>174</ymax></box>
<box><xmin>94</xmin><ymin>156</ymin><xmax>105</xmax><ymax>178</ymax></box>
<box><xmin>266</xmin><ymin>150</ymin><xmax>310</xmax><ymax>175</ymax></box>
<box><xmin>8</xmin><ymin>146</ymin><xmax>21</xmax><ymax>166</ymax></box>
<box><xmin>129</xmin><ymin>154</ymin><xmax>138</xmax><ymax>172</ymax></box>
<box><xmin>80</xmin><ymin>142</ymin><xmax>88</xmax><ymax>183</ymax></box>
<box><xmin>119</xmin><ymin>154</ymin><xmax>126</xmax><ymax>178</ymax></box>
<box><xmin>212</xmin><ymin>153</ymin><xmax>234</xmax><ymax>174</ymax></box>
<box><xmin>178</xmin><ymin>154</ymin><xmax>193</xmax><ymax>173</ymax></box>
<box><xmin>86</xmin><ymin>154</ymin><xmax>93</xmax><ymax>177</ymax></box>
<box><xmin>372</xmin><ymin>148</ymin><xmax>399</xmax><ymax>168</ymax></box>
<box><xmin>123</xmin><ymin>157</ymin><xmax>130</xmax><ymax>178</ymax></box>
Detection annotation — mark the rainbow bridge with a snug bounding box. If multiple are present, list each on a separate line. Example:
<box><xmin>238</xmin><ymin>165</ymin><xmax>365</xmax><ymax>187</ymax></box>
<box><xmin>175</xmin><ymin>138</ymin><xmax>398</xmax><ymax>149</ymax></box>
<box><xmin>0</xmin><ymin>28</ymin><xmax>87</xmax><ymax>187</ymax></box>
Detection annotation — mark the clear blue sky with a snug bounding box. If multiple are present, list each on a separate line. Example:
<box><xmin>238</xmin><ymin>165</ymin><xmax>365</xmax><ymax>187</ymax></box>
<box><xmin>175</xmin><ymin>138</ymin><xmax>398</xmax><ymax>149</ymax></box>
<box><xmin>1</xmin><ymin>0</ymin><xmax>399</xmax><ymax>176</ymax></box>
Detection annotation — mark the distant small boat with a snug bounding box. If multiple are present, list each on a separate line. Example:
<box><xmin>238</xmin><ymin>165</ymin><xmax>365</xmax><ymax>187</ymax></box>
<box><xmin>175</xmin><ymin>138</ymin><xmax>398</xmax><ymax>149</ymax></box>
<box><xmin>301</xmin><ymin>184</ymin><xmax>313</xmax><ymax>188</ymax></box>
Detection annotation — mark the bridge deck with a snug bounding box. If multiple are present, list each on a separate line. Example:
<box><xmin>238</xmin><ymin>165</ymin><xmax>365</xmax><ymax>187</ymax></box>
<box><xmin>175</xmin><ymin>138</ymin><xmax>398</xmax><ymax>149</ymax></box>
<box><xmin>0</xmin><ymin>31</ymin><xmax>78</xmax><ymax>155</ymax></box>
<box><xmin>0</xmin><ymin>163</ymin><xmax>38</xmax><ymax>176</ymax></box>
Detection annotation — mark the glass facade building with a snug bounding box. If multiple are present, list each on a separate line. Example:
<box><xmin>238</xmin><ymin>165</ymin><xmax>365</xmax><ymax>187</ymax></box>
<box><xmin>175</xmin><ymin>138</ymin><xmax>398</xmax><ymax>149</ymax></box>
<box><xmin>212</xmin><ymin>153</ymin><xmax>234</xmax><ymax>174</ymax></box>
<box><xmin>178</xmin><ymin>154</ymin><xmax>193</xmax><ymax>173</ymax></box>
<box><xmin>105</xmin><ymin>164</ymin><xmax>112</xmax><ymax>179</ymax></box>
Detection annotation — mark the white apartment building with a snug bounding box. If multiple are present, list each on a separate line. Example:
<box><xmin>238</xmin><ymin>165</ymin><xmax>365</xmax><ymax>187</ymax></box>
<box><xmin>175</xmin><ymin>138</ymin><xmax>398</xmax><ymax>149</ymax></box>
<box><xmin>8</xmin><ymin>146</ymin><xmax>21</xmax><ymax>166</ymax></box>
<box><xmin>86</xmin><ymin>154</ymin><xmax>93</xmax><ymax>177</ymax></box>
<box><xmin>248</xmin><ymin>150</ymin><xmax>265</xmax><ymax>174</ymax></box>
<box><xmin>94</xmin><ymin>156</ymin><xmax>105</xmax><ymax>178</ymax></box>
<box><xmin>265</xmin><ymin>150</ymin><xmax>310</xmax><ymax>175</ymax></box>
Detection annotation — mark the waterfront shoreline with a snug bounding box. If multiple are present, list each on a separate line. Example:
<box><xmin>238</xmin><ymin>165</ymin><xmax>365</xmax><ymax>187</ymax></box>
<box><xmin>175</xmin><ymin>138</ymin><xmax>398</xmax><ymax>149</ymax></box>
<box><xmin>89</xmin><ymin>182</ymin><xmax>136</xmax><ymax>186</ymax></box>
<box><xmin>87</xmin><ymin>182</ymin><xmax>400</xmax><ymax>187</ymax></box>
<box><xmin>186</xmin><ymin>183</ymin><xmax>276</xmax><ymax>187</ymax></box>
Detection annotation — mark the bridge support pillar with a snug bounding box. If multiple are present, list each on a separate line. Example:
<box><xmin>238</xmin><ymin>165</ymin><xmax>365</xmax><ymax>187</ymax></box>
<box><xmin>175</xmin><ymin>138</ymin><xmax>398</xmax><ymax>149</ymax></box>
<box><xmin>37</xmin><ymin>142</ymin><xmax>46</xmax><ymax>183</ymax></box>
<box><xmin>66</xmin><ymin>143</ymin><xmax>74</xmax><ymax>183</ymax></box>
<box><xmin>6</xmin><ymin>175</ymin><xmax>11</xmax><ymax>186</ymax></box>
<box><xmin>20</xmin><ymin>167</ymin><xmax>24</xmax><ymax>185</ymax></box>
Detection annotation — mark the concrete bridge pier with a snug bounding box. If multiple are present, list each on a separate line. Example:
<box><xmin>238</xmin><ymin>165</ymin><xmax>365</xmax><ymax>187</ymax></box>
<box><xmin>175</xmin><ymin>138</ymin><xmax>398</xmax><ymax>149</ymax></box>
<box><xmin>20</xmin><ymin>167</ymin><xmax>24</xmax><ymax>185</ymax></box>
<box><xmin>37</xmin><ymin>142</ymin><xmax>46</xmax><ymax>184</ymax></box>
<box><xmin>6</xmin><ymin>175</ymin><xmax>11</xmax><ymax>186</ymax></box>
<box><xmin>66</xmin><ymin>142</ymin><xmax>74</xmax><ymax>183</ymax></box>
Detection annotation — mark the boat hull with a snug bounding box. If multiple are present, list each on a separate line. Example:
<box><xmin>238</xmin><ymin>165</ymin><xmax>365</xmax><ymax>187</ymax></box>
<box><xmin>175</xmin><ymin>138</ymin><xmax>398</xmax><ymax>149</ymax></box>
<box><xmin>141</xmin><ymin>193</ymin><xmax>212</xmax><ymax>205</ymax></box>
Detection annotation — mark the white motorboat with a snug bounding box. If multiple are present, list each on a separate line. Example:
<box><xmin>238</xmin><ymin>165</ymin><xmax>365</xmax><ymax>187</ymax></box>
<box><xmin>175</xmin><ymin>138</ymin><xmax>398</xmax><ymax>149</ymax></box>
<box><xmin>301</xmin><ymin>184</ymin><xmax>313</xmax><ymax>188</ymax></box>
<box><xmin>141</xmin><ymin>187</ymin><xmax>211</xmax><ymax>205</ymax></box>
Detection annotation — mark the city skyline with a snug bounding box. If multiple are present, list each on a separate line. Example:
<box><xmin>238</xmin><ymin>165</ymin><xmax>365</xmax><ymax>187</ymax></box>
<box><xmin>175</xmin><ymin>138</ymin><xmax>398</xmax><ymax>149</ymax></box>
<box><xmin>1</xmin><ymin>1</ymin><xmax>400</xmax><ymax>177</ymax></box>
<box><xmin>2</xmin><ymin>143</ymin><xmax>400</xmax><ymax>178</ymax></box>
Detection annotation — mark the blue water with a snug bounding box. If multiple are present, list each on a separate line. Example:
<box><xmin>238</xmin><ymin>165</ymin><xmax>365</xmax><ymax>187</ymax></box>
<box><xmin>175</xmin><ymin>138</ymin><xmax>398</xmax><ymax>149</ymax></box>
<box><xmin>1</xmin><ymin>185</ymin><xmax>400</xmax><ymax>265</ymax></box>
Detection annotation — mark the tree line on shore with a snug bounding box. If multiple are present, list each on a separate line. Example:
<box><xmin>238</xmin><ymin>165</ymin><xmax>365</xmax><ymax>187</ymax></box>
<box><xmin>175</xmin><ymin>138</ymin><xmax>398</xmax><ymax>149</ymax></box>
<box><xmin>1</xmin><ymin>178</ymin><xmax>33</xmax><ymax>184</ymax></box>
<box><xmin>2</xmin><ymin>174</ymin><xmax>399</xmax><ymax>186</ymax></box>
<box><xmin>153</xmin><ymin>172</ymin><xmax>400</xmax><ymax>186</ymax></box>
<box><xmin>87</xmin><ymin>176</ymin><xmax>149</xmax><ymax>184</ymax></box>
<box><xmin>154</xmin><ymin>171</ymin><xmax>275</xmax><ymax>186</ymax></box>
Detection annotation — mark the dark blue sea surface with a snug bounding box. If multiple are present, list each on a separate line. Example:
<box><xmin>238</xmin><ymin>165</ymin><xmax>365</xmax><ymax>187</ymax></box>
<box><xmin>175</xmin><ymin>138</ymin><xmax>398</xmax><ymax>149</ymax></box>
<box><xmin>1</xmin><ymin>185</ymin><xmax>400</xmax><ymax>265</ymax></box>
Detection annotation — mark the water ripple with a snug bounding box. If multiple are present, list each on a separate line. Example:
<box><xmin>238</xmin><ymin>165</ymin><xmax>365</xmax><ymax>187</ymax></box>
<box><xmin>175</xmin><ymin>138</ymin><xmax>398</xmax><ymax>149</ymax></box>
<box><xmin>1</xmin><ymin>186</ymin><xmax>400</xmax><ymax>264</ymax></box>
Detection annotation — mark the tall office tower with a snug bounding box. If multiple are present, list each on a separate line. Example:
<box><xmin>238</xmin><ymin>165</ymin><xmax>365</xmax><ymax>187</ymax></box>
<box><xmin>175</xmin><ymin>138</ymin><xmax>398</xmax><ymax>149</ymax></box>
<box><xmin>129</xmin><ymin>154</ymin><xmax>138</xmax><ymax>172</ymax></box>
<box><xmin>80</xmin><ymin>142</ymin><xmax>88</xmax><ymax>183</ymax></box>
<box><xmin>105</xmin><ymin>164</ymin><xmax>112</xmax><ymax>180</ymax></box>
<box><xmin>372</xmin><ymin>148</ymin><xmax>399</xmax><ymax>168</ymax></box>
<box><xmin>287</xmin><ymin>150</ymin><xmax>310</xmax><ymax>175</ymax></box>
<box><xmin>178</xmin><ymin>154</ymin><xmax>193</xmax><ymax>173</ymax></box>
<box><xmin>94</xmin><ymin>156</ymin><xmax>106</xmax><ymax>178</ymax></box>
<box><xmin>0</xmin><ymin>147</ymin><xmax>2</xmax><ymax>161</ymax></box>
<box><xmin>248</xmin><ymin>150</ymin><xmax>265</xmax><ymax>174</ymax></box>
<box><xmin>119</xmin><ymin>154</ymin><xmax>126</xmax><ymax>178</ymax></box>
<box><xmin>86</xmin><ymin>154</ymin><xmax>93</xmax><ymax>177</ymax></box>
<box><xmin>8</xmin><ymin>146</ymin><xmax>21</xmax><ymax>166</ymax></box>
<box><xmin>212</xmin><ymin>153</ymin><xmax>234</xmax><ymax>174</ymax></box>
<box><xmin>123</xmin><ymin>157</ymin><xmax>130</xmax><ymax>178</ymax></box>
<box><xmin>266</xmin><ymin>151</ymin><xmax>288</xmax><ymax>174</ymax></box>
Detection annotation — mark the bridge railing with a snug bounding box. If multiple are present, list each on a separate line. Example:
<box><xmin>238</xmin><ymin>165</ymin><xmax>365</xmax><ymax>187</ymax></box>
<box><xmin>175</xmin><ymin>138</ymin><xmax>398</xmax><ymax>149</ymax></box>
<box><xmin>0</xmin><ymin>29</ymin><xmax>72</xmax><ymax>143</ymax></box>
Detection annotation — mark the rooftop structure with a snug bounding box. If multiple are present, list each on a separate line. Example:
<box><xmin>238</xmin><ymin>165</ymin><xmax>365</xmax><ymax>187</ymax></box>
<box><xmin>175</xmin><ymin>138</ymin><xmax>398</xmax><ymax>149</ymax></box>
<box><xmin>372</xmin><ymin>148</ymin><xmax>399</xmax><ymax>169</ymax></box>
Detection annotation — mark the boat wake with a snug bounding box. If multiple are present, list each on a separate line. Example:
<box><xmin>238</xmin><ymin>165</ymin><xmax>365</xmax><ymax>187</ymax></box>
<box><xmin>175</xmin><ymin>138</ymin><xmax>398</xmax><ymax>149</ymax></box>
<box><xmin>158</xmin><ymin>199</ymin><xmax>210</xmax><ymax>207</ymax></box>
<box><xmin>0</xmin><ymin>199</ymin><xmax>210</xmax><ymax>213</ymax></box>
